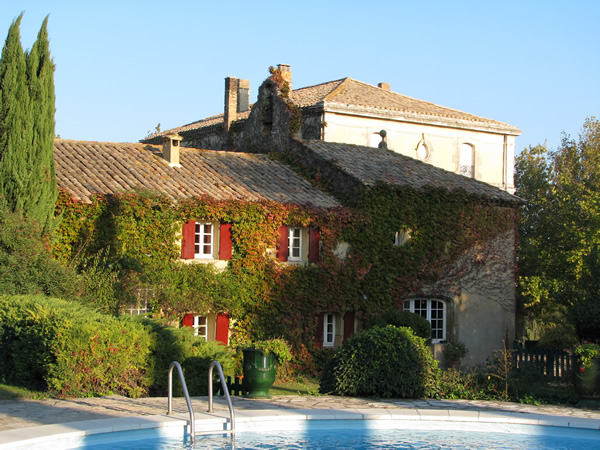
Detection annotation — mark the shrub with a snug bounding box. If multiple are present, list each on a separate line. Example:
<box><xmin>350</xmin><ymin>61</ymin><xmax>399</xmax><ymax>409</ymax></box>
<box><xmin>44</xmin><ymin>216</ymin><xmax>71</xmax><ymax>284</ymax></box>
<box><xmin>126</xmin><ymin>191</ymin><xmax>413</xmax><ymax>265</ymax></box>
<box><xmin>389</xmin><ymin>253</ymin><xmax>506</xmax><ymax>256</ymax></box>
<box><xmin>0</xmin><ymin>295</ymin><xmax>152</xmax><ymax>397</ymax></box>
<box><xmin>365</xmin><ymin>309</ymin><xmax>431</xmax><ymax>342</ymax></box>
<box><xmin>142</xmin><ymin>318</ymin><xmax>236</xmax><ymax>396</ymax></box>
<box><xmin>0</xmin><ymin>209</ymin><xmax>78</xmax><ymax>298</ymax></box>
<box><xmin>319</xmin><ymin>325</ymin><xmax>439</xmax><ymax>398</ymax></box>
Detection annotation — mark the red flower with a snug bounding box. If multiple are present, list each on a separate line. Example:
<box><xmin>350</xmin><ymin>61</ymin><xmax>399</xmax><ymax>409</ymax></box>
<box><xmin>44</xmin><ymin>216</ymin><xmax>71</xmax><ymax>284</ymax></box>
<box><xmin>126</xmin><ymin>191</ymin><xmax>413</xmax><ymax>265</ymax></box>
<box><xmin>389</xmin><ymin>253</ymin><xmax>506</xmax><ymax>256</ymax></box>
<box><xmin>580</xmin><ymin>367</ymin><xmax>586</xmax><ymax>372</ymax></box>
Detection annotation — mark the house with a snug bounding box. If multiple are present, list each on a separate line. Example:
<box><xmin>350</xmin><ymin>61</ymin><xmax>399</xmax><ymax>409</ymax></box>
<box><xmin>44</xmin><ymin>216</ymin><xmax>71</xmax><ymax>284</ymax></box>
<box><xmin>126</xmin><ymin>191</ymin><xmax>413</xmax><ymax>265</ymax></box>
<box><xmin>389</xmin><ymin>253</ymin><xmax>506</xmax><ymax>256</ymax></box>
<box><xmin>53</xmin><ymin>138</ymin><xmax>341</xmax><ymax>345</ymax></box>
<box><xmin>143</xmin><ymin>64</ymin><xmax>521</xmax><ymax>193</ymax></box>
<box><xmin>54</xmin><ymin>66</ymin><xmax>522</xmax><ymax>367</ymax></box>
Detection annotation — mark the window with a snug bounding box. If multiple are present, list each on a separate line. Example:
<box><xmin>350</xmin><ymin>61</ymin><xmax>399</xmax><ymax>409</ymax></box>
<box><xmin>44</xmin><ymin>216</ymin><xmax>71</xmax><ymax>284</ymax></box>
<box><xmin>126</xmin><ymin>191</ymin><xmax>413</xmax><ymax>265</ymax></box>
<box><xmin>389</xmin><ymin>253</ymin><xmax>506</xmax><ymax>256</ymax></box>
<box><xmin>193</xmin><ymin>316</ymin><xmax>208</xmax><ymax>340</ymax></box>
<box><xmin>194</xmin><ymin>223</ymin><xmax>213</xmax><ymax>258</ymax></box>
<box><xmin>181</xmin><ymin>221</ymin><xmax>232</xmax><ymax>261</ymax></box>
<box><xmin>416</xmin><ymin>141</ymin><xmax>430</xmax><ymax>161</ymax></box>
<box><xmin>404</xmin><ymin>299</ymin><xmax>446</xmax><ymax>342</ymax></box>
<box><xmin>278</xmin><ymin>226</ymin><xmax>320</xmax><ymax>263</ymax></box>
<box><xmin>288</xmin><ymin>227</ymin><xmax>302</xmax><ymax>261</ymax></box>
<box><xmin>324</xmin><ymin>313</ymin><xmax>336</xmax><ymax>347</ymax></box>
<box><xmin>394</xmin><ymin>230</ymin><xmax>411</xmax><ymax>246</ymax></box>
<box><xmin>459</xmin><ymin>143</ymin><xmax>474</xmax><ymax>178</ymax></box>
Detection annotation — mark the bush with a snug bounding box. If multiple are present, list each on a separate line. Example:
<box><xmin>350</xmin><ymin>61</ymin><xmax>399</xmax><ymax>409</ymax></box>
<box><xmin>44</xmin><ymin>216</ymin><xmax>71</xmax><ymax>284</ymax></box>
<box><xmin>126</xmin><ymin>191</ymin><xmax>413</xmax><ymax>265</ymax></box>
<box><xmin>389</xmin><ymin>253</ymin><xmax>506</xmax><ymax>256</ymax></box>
<box><xmin>0</xmin><ymin>210</ymin><xmax>78</xmax><ymax>298</ymax></box>
<box><xmin>0</xmin><ymin>295</ymin><xmax>152</xmax><ymax>397</ymax></box>
<box><xmin>365</xmin><ymin>309</ymin><xmax>431</xmax><ymax>342</ymax></box>
<box><xmin>142</xmin><ymin>319</ymin><xmax>236</xmax><ymax>396</ymax></box>
<box><xmin>319</xmin><ymin>325</ymin><xmax>439</xmax><ymax>398</ymax></box>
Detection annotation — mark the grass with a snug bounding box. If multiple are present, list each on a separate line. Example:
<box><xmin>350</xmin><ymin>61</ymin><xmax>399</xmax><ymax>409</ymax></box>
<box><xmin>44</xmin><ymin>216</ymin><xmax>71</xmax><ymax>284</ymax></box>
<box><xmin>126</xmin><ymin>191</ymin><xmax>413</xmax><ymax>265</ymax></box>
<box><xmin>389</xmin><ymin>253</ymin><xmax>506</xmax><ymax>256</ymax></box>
<box><xmin>270</xmin><ymin>377</ymin><xmax>320</xmax><ymax>396</ymax></box>
<box><xmin>0</xmin><ymin>384</ymin><xmax>49</xmax><ymax>400</ymax></box>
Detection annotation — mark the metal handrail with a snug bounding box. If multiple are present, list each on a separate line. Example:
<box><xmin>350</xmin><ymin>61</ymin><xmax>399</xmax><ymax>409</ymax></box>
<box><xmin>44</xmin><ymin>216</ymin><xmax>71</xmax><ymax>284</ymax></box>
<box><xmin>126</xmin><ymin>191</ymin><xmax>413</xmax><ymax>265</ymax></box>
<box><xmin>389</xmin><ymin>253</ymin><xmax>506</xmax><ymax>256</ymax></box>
<box><xmin>208</xmin><ymin>360</ymin><xmax>236</xmax><ymax>435</ymax></box>
<box><xmin>167</xmin><ymin>361</ymin><xmax>196</xmax><ymax>444</ymax></box>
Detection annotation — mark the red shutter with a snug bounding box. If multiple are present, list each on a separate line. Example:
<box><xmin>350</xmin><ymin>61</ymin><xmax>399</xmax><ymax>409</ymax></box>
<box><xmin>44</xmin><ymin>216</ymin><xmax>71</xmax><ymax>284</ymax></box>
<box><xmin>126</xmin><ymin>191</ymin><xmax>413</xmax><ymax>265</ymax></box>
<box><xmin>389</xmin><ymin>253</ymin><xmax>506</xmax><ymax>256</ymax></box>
<box><xmin>219</xmin><ymin>223</ymin><xmax>232</xmax><ymax>260</ymax></box>
<box><xmin>215</xmin><ymin>314</ymin><xmax>230</xmax><ymax>345</ymax></box>
<box><xmin>314</xmin><ymin>314</ymin><xmax>324</xmax><ymax>348</ymax></box>
<box><xmin>182</xmin><ymin>313</ymin><xmax>194</xmax><ymax>328</ymax></box>
<box><xmin>181</xmin><ymin>220</ymin><xmax>196</xmax><ymax>259</ymax></box>
<box><xmin>277</xmin><ymin>226</ymin><xmax>289</xmax><ymax>261</ymax></box>
<box><xmin>343</xmin><ymin>312</ymin><xmax>355</xmax><ymax>343</ymax></box>
<box><xmin>308</xmin><ymin>227</ymin><xmax>320</xmax><ymax>263</ymax></box>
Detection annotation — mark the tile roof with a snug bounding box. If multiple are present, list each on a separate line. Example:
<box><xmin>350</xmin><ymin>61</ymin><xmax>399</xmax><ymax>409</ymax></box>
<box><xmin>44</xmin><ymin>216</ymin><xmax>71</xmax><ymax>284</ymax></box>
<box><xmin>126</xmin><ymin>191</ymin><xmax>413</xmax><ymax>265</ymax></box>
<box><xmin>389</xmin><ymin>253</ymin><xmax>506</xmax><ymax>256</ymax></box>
<box><xmin>300</xmin><ymin>140</ymin><xmax>521</xmax><ymax>204</ymax></box>
<box><xmin>145</xmin><ymin>76</ymin><xmax>519</xmax><ymax>141</ymax></box>
<box><xmin>54</xmin><ymin>139</ymin><xmax>340</xmax><ymax>208</ymax></box>
<box><xmin>308</xmin><ymin>78</ymin><xmax>520</xmax><ymax>132</ymax></box>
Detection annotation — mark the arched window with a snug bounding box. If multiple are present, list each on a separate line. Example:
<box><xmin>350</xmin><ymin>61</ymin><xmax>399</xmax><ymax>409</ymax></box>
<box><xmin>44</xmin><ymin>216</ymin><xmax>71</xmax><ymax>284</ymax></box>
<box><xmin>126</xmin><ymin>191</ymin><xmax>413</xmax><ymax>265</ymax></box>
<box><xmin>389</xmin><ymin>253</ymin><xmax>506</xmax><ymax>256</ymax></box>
<box><xmin>404</xmin><ymin>298</ymin><xmax>446</xmax><ymax>342</ymax></box>
<box><xmin>459</xmin><ymin>143</ymin><xmax>474</xmax><ymax>178</ymax></box>
<box><xmin>416</xmin><ymin>141</ymin><xmax>431</xmax><ymax>161</ymax></box>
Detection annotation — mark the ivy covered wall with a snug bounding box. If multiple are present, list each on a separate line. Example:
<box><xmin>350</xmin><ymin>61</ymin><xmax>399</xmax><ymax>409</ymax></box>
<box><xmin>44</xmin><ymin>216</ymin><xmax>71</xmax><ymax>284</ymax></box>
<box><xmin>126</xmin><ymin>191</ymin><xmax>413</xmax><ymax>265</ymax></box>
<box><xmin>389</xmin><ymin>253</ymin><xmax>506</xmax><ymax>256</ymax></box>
<box><xmin>53</xmin><ymin>175</ymin><xmax>518</xmax><ymax>367</ymax></box>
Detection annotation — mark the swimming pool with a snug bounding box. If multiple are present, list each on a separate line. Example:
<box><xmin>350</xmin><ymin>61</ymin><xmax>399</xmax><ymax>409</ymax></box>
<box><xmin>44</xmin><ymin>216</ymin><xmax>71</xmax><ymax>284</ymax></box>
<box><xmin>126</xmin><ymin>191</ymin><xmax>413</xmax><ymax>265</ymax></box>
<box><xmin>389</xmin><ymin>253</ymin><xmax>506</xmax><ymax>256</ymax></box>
<box><xmin>5</xmin><ymin>416</ymin><xmax>600</xmax><ymax>449</ymax></box>
<box><xmin>76</xmin><ymin>419</ymin><xmax>600</xmax><ymax>449</ymax></box>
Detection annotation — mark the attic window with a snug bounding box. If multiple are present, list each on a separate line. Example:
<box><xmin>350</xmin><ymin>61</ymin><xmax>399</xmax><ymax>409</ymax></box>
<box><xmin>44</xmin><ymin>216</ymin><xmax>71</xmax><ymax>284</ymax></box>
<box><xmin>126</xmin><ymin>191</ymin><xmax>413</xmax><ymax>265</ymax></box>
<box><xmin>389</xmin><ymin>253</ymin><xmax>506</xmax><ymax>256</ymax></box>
<box><xmin>460</xmin><ymin>143</ymin><xmax>475</xmax><ymax>178</ymax></box>
<box><xmin>416</xmin><ymin>141</ymin><xmax>430</xmax><ymax>161</ymax></box>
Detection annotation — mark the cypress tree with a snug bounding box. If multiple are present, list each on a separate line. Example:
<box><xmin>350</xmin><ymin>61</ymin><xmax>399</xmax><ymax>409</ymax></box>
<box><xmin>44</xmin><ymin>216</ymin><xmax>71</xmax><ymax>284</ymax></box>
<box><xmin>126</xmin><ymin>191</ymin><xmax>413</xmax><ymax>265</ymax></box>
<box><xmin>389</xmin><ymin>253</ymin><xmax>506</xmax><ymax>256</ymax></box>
<box><xmin>0</xmin><ymin>14</ymin><xmax>57</xmax><ymax>234</ymax></box>
<box><xmin>26</xmin><ymin>16</ymin><xmax>57</xmax><ymax>233</ymax></box>
<box><xmin>0</xmin><ymin>13</ymin><xmax>31</xmax><ymax>215</ymax></box>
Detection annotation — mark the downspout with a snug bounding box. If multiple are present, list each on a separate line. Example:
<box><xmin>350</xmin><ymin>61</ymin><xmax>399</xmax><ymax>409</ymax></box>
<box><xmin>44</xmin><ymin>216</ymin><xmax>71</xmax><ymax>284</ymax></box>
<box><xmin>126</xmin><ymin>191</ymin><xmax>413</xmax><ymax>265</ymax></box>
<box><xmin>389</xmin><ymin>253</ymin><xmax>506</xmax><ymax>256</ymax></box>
<box><xmin>503</xmin><ymin>135</ymin><xmax>508</xmax><ymax>191</ymax></box>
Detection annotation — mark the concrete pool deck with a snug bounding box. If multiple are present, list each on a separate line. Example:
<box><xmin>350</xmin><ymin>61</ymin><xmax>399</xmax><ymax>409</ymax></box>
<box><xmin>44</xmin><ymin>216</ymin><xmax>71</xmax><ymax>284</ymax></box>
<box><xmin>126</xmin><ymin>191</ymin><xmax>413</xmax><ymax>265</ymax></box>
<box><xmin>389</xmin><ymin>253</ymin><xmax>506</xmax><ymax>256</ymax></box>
<box><xmin>1</xmin><ymin>395</ymin><xmax>600</xmax><ymax>447</ymax></box>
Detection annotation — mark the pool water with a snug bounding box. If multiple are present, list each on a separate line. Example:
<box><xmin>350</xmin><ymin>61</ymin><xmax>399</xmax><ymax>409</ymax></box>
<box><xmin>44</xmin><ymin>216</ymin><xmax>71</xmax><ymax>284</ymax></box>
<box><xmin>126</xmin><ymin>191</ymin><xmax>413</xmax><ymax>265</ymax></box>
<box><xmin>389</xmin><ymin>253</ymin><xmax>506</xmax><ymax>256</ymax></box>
<box><xmin>81</xmin><ymin>421</ymin><xmax>600</xmax><ymax>449</ymax></box>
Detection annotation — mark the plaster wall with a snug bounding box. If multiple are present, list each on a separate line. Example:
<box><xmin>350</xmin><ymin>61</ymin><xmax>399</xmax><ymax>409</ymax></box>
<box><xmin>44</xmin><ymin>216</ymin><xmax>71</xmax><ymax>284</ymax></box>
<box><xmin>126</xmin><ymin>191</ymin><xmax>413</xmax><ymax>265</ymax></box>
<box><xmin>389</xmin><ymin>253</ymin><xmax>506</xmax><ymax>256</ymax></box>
<box><xmin>322</xmin><ymin>112</ymin><xmax>516</xmax><ymax>193</ymax></box>
<box><xmin>421</xmin><ymin>229</ymin><xmax>517</xmax><ymax>366</ymax></box>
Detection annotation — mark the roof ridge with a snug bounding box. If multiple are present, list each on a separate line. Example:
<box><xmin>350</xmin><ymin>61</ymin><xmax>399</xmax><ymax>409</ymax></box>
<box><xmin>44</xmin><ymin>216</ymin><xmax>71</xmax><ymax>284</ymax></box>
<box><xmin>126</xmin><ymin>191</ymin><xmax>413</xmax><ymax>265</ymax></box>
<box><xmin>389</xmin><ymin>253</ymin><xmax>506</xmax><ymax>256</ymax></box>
<box><xmin>329</xmin><ymin>78</ymin><xmax>512</xmax><ymax>127</ymax></box>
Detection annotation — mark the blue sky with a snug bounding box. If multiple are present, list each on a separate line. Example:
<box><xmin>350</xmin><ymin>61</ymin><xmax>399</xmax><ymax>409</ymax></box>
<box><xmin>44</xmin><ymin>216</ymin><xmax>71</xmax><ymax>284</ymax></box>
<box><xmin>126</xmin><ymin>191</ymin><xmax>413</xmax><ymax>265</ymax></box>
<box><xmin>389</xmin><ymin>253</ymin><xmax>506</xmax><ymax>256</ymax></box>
<box><xmin>2</xmin><ymin>1</ymin><xmax>599</xmax><ymax>153</ymax></box>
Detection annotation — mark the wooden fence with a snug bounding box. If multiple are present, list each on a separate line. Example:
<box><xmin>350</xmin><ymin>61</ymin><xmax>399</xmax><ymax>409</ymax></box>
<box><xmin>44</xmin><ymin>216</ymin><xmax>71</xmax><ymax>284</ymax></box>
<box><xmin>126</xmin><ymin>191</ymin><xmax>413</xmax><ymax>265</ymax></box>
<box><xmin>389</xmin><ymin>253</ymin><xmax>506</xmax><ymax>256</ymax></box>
<box><xmin>216</xmin><ymin>375</ymin><xmax>247</xmax><ymax>396</ymax></box>
<box><xmin>512</xmin><ymin>342</ymin><xmax>572</xmax><ymax>381</ymax></box>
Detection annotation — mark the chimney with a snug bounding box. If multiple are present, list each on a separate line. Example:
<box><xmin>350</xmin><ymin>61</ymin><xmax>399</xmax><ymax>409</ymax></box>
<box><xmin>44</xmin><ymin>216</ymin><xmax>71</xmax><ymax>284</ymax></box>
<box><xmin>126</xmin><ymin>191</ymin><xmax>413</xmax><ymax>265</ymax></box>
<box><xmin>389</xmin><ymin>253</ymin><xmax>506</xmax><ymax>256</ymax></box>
<box><xmin>162</xmin><ymin>133</ymin><xmax>182</xmax><ymax>167</ymax></box>
<box><xmin>224</xmin><ymin>77</ymin><xmax>250</xmax><ymax>131</ymax></box>
<box><xmin>277</xmin><ymin>64</ymin><xmax>292</xmax><ymax>91</ymax></box>
<box><xmin>378</xmin><ymin>82</ymin><xmax>390</xmax><ymax>91</ymax></box>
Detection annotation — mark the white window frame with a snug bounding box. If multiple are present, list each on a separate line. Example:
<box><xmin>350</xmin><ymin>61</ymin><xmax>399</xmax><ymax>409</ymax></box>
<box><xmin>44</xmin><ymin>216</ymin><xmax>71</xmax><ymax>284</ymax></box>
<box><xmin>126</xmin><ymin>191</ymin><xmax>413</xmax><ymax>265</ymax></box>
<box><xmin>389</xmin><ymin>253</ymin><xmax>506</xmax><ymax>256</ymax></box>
<box><xmin>323</xmin><ymin>313</ymin><xmax>336</xmax><ymax>347</ymax></box>
<box><xmin>194</xmin><ymin>222</ymin><xmax>214</xmax><ymax>259</ymax></box>
<box><xmin>404</xmin><ymin>299</ymin><xmax>446</xmax><ymax>343</ymax></box>
<box><xmin>192</xmin><ymin>315</ymin><xmax>208</xmax><ymax>340</ymax></box>
<box><xmin>288</xmin><ymin>227</ymin><xmax>302</xmax><ymax>262</ymax></box>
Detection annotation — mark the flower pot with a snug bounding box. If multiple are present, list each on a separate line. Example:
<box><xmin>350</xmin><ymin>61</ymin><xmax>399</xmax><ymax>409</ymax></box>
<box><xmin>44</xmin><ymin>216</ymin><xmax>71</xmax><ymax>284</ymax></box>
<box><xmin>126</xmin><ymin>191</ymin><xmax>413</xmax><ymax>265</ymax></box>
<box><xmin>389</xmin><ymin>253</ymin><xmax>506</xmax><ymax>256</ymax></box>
<box><xmin>573</xmin><ymin>356</ymin><xmax>600</xmax><ymax>399</ymax></box>
<box><xmin>242</xmin><ymin>348</ymin><xmax>276</xmax><ymax>398</ymax></box>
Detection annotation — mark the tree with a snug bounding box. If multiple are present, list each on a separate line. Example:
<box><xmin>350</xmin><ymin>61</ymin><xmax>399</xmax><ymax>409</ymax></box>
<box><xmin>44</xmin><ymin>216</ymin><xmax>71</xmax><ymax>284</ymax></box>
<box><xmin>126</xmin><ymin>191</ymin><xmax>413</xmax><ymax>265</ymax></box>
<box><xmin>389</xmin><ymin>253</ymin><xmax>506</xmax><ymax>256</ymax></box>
<box><xmin>0</xmin><ymin>14</ymin><xmax>57</xmax><ymax>234</ymax></box>
<box><xmin>515</xmin><ymin>117</ymin><xmax>600</xmax><ymax>343</ymax></box>
<box><xmin>0</xmin><ymin>14</ymin><xmax>30</xmax><ymax>215</ymax></box>
<box><xmin>25</xmin><ymin>16</ymin><xmax>57</xmax><ymax>233</ymax></box>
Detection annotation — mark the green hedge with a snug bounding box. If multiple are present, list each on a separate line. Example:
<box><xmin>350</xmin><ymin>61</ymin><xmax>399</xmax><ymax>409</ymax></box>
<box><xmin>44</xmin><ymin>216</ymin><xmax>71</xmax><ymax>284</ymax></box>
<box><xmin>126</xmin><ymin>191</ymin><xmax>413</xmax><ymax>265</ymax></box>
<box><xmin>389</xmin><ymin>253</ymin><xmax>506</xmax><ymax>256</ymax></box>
<box><xmin>0</xmin><ymin>295</ymin><xmax>237</xmax><ymax>398</ymax></box>
<box><xmin>320</xmin><ymin>325</ymin><xmax>439</xmax><ymax>398</ymax></box>
<box><xmin>0</xmin><ymin>295</ymin><xmax>152</xmax><ymax>397</ymax></box>
<box><xmin>365</xmin><ymin>309</ymin><xmax>432</xmax><ymax>342</ymax></box>
<box><xmin>142</xmin><ymin>319</ymin><xmax>236</xmax><ymax>396</ymax></box>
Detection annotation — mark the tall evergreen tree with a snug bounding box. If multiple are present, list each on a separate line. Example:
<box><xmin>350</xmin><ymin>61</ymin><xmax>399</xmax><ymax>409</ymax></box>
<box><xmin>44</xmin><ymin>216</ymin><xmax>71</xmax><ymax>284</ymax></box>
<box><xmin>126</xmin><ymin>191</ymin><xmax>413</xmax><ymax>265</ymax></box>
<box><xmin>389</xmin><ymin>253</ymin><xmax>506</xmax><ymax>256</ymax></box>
<box><xmin>26</xmin><ymin>16</ymin><xmax>57</xmax><ymax>233</ymax></box>
<box><xmin>0</xmin><ymin>14</ymin><xmax>57</xmax><ymax>234</ymax></box>
<box><xmin>0</xmin><ymin>13</ymin><xmax>31</xmax><ymax>215</ymax></box>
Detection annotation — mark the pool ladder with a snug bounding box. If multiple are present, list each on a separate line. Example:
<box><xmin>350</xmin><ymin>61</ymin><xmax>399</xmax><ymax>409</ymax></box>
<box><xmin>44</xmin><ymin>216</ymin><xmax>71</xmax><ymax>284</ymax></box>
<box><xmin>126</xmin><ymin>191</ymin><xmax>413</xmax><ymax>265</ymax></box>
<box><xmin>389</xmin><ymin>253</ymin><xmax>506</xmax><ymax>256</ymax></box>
<box><xmin>167</xmin><ymin>360</ymin><xmax>235</xmax><ymax>444</ymax></box>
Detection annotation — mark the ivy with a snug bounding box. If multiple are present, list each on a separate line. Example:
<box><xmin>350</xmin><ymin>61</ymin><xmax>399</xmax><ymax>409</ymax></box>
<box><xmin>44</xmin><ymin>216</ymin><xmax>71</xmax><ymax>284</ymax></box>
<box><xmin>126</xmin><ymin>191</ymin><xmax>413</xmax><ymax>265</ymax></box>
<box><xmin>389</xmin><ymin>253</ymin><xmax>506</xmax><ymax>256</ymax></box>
<box><xmin>52</xmin><ymin>179</ymin><xmax>516</xmax><ymax>371</ymax></box>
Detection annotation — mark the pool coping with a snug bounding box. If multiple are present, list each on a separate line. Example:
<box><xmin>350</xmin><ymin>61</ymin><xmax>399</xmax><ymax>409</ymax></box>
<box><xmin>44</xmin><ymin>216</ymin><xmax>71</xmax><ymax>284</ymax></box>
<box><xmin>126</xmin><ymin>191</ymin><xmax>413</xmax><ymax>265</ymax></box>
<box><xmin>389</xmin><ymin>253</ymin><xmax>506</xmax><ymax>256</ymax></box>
<box><xmin>1</xmin><ymin>406</ymin><xmax>600</xmax><ymax>448</ymax></box>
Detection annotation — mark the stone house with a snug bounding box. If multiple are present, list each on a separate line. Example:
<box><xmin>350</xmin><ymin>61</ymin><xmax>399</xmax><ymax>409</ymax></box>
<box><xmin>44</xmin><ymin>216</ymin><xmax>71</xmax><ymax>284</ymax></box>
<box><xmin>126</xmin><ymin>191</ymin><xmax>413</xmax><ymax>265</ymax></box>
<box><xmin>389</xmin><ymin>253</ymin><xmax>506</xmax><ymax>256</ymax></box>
<box><xmin>143</xmin><ymin>64</ymin><xmax>521</xmax><ymax>194</ymax></box>
<box><xmin>54</xmin><ymin>67</ymin><xmax>522</xmax><ymax>366</ymax></box>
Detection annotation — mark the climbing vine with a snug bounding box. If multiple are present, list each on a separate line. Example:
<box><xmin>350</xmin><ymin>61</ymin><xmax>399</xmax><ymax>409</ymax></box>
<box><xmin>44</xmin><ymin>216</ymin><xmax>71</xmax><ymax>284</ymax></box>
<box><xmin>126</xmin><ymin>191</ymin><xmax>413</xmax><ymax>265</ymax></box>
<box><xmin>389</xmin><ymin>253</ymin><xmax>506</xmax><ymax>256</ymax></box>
<box><xmin>52</xmin><ymin>180</ymin><xmax>517</xmax><ymax>371</ymax></box>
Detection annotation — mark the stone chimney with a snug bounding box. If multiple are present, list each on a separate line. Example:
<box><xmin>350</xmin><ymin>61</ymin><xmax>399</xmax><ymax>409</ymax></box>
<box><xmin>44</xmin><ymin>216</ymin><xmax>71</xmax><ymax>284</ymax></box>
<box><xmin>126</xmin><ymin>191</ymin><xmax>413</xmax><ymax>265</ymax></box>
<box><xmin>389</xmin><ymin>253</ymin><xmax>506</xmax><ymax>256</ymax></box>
<box><xmin>378</xmin><ymin>82</ymin><xmax>391</xmax><ymax>91</ymax></box>
<box><xmin>278</xmin><ymin>64</ymin><xmax>292</xmax><ymax>91</ymax></box>
<box><xmin>224</xmin><ymin>77</ymin><xmax>250</xmax><ymax>131</ymax></box>
<box><xmin>162</xmin><ymin>133</ymin><xmax>182</xmax><ymax>167</ymax></box>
